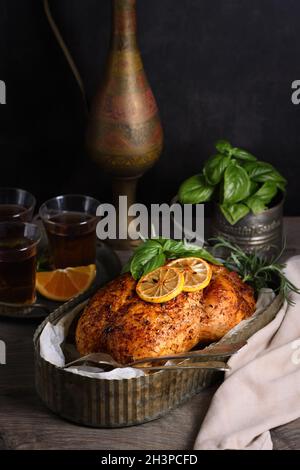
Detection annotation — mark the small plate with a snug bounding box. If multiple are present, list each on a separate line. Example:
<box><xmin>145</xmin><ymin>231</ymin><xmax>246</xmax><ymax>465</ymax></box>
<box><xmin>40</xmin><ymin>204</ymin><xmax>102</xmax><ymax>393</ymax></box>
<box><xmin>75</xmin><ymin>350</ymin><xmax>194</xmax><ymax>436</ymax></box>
<box><xmin>0</xmin><ymin>242</ymin><xmax>121</xmax><ymax>319</ymax></box>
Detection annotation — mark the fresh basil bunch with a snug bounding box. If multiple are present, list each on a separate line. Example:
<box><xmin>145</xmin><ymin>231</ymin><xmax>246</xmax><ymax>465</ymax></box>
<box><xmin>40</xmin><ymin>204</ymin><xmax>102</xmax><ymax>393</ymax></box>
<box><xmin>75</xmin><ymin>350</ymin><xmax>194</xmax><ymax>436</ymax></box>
<box><xmin>178</xmin><ymin>140</ymin><xmax>287</xmax><ymax>225</ymax></box>
<box><xmin>123</xmin><ymin>238</ymin><xmax>221</xmax><ymax>280</ymax></box>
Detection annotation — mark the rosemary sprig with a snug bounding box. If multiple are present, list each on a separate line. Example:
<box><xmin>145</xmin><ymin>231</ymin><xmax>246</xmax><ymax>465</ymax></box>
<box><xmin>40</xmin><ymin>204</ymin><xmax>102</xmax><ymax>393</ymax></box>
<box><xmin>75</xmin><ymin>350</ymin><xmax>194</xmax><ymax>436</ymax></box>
<box><xmin>211</xmin><ymin>237</ymin><xmax>300</xmax><ymax>306</ymax></box>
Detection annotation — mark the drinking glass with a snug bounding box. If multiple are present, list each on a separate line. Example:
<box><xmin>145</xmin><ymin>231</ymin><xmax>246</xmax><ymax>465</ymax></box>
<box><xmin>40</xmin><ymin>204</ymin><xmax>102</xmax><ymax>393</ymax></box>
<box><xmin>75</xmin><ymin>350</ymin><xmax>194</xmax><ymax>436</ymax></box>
<box><xmin>0</xmin><ymin>222</ymin><xmax>41</xmax><ymax>304</ymax></box>
<box><xmin>39</xmin><ymin>195</ymin><xmax>100</xmax><ymax>269</ymax></box>
<box><xmin>0</xmin><ymin>187</ymin><xmax>36</xmax><ymax>221</ymax></box>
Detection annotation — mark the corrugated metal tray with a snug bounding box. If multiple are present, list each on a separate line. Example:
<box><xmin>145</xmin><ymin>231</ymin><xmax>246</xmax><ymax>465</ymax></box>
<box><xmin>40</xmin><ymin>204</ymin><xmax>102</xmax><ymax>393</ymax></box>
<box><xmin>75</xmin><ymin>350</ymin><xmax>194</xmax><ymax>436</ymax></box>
<box><xmin>34</xmin><ymin>289</ymin><xmax>284</xmax><ymax>428</ymax></box>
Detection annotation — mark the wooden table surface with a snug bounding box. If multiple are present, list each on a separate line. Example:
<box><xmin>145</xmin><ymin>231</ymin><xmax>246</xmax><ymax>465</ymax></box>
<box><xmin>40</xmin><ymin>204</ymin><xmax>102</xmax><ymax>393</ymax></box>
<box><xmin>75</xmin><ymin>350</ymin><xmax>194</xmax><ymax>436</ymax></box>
<box><xmin>0</xmin><ymin>217</ymin><xmax>300</xmax><ymax>450</ymax></box>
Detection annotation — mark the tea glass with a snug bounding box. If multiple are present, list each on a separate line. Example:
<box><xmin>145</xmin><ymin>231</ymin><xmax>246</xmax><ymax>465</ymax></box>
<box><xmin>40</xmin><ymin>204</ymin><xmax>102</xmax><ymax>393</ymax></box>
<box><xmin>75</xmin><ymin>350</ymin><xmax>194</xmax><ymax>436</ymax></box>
<box><xmin>0</xmin><ymin>187</ymin><xmax>36</xmax><ymax>222</ymax></box>
<box><xmin>39</xmin><ymin>195</ymin><xmax>100</xmax><ymax>269</ymax></box>
<box><xmin>0</xmin><ymin>222</ymin><xmax>41</xmax><ymax>304</ymax></box>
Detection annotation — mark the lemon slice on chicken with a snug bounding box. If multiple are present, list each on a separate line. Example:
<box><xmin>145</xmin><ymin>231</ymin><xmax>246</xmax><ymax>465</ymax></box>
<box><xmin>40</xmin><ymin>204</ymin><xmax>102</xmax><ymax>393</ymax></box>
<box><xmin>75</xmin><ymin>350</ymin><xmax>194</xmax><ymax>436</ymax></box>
<box><xmin>136</xmin><ymin>266</ymin><xmax>184</xmax><ymax>303</ymax></box>
<box><xmin>167</xmin><ymin>257</ymin><xmax>212</xmax><ymax>292</ymax></box>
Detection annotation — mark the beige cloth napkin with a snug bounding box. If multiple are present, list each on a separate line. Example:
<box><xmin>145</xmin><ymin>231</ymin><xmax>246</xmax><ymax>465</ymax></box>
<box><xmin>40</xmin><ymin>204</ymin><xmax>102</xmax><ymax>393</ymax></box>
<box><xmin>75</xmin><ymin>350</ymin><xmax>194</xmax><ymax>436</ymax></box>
<box><xmin>194</xmin><ymin>255</ymin><xmax>300</xmax><ymax>450</ymax></box>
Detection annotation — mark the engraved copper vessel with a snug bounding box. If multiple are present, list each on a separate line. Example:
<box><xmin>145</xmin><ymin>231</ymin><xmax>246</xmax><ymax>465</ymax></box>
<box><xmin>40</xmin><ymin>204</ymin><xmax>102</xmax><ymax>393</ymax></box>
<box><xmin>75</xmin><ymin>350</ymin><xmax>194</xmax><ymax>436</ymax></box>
<box><xmin>87</xmin><ymin>0</ymin><xmax>163</xmax><ymax>229</ymax></box>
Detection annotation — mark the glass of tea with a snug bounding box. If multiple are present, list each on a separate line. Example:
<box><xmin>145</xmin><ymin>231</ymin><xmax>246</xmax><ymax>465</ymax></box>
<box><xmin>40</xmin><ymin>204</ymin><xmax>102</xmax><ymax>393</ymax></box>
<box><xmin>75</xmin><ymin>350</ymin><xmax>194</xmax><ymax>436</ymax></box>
<box><xmin>0</xmin><ymin>222</ymin><xmax>41</xmax><ymax>304</ymax></box>
<box><xmin>39</xmin><ymin>195</ymin><xmax>100</xmax><ymax>269</ymax></box>
<box><xmin>0</xmin><ymin>187</ymin><xmax>36</xmax><ymax>222</ymax></box>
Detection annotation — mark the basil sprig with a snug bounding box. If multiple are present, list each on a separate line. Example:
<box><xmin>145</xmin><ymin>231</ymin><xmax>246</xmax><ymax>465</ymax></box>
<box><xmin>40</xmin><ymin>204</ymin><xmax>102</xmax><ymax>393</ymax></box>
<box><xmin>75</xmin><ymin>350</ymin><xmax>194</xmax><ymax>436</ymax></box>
<box><xmin>178</xmin><ymin>140</ymin><xmax>287</xmax><ymax>225</ymax></box>
<box><xmin>123</xmin><ymin>238</ymin><xmax>221</xmax><ymax>280</ymax></box>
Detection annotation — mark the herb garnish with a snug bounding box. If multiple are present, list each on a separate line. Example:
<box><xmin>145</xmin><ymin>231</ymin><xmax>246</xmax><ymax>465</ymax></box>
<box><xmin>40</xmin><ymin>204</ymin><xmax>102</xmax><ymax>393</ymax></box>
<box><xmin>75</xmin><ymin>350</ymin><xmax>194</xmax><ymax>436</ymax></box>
<box><xmin>212</xmin><ymin>237</ymin><xmax>300</xmax><ymax>305</ymax></box>
<box><xmin>123</xmin><ymin>238</ymin><xmax>221</xmax><ymax>280</ymax></box>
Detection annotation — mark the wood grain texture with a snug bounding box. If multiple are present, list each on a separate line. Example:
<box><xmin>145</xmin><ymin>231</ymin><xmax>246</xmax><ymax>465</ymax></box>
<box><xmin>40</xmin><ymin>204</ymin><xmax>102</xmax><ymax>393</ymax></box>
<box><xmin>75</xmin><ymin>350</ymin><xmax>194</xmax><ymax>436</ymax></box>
<box><xmin>0</xmin><ymin>435</ymin><xmax>7</xmax><ymax>450</ymax></box>
<box><xmin>0</xmin><ymin>217</ymin><xmax>299</xmax><ymax>450</ymax></box>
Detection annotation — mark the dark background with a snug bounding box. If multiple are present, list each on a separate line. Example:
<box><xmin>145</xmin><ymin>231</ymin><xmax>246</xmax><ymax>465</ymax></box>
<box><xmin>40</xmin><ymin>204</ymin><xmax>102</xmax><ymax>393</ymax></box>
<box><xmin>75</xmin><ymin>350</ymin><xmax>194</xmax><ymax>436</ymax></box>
<box><xmin>0</xmin><ymin>0</ymin><xmax>300</xmax><ymax>214</ymax></box>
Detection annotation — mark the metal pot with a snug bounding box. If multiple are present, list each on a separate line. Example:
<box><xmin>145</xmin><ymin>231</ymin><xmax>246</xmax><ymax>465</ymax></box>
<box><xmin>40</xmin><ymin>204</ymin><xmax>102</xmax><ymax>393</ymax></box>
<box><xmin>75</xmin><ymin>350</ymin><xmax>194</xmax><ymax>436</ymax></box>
<box><xmin>211</xmin><ymin>198</ymin><xmax>284</xmax><ymax>260</ymax></box>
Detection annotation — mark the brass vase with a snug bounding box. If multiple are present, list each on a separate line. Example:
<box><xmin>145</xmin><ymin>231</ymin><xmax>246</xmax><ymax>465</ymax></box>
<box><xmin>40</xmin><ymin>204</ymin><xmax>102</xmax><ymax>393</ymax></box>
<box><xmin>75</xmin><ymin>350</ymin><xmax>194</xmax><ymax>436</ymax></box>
<box><xmin>86</xmin><ymin>0</ymin><xmax>163</xmax><ymax>247</ymax></box>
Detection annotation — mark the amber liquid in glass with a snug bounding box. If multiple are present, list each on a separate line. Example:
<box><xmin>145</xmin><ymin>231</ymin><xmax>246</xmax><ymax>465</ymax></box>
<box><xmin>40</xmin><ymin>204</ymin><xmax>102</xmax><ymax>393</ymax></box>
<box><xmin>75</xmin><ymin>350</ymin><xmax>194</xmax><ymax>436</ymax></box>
<box><xmin>0</xmin><ymin>204</ymin><xmax>28</xmax><ymax>222</ymax></box>
<box><xmin>0</xmin><ymin>237</ymin><xmax>37</xmax><ymax>304</ymax></box>
<box><xmin>44</xmin><ymin>212</ymin><xmax>97</xmax><ymax>269</ymax></box>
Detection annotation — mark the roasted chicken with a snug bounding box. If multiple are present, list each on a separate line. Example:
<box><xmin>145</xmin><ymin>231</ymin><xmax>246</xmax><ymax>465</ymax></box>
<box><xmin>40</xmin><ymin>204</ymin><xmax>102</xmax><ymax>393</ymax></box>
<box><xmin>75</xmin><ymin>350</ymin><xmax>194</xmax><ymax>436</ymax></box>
<box><xmin>76</xmin><ymin>265</ymin><xmax>255</xmax><ymax>364</ymax></box>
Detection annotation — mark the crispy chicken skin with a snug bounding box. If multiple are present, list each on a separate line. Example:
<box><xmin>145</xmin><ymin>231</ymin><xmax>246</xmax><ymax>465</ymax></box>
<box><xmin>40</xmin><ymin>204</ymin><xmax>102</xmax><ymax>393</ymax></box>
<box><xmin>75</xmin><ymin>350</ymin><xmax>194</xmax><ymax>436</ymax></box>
<box><xmin>200</xmin><ymin>265</ymin><xmax>255</xmax><ymax>342</ymax></box>
<box><xmin>75</xmin><ymin>265</ymin><xmax>255</xmax><ymax>364</ymax></box>
<box><xmin>76</xmin><ymin>274</ymin><xmax>206</xmax><ymax>364</ymax></box>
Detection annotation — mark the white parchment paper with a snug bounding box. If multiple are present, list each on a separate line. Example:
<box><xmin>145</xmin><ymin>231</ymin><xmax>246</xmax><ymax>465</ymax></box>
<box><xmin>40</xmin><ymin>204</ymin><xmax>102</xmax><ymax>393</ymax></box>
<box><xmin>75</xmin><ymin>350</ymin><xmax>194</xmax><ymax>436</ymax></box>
<box><xmin>39</xmin><ymin>301</ymin><xmax>145</xmax><ymax>380</ymax></box>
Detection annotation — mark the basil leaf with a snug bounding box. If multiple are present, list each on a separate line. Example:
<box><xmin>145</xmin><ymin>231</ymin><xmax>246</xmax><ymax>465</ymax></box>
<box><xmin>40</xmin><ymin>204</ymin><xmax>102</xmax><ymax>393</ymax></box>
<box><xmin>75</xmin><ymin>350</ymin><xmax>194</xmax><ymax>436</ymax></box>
<box><xmin>130</xmin><ymin>244</ymin><xmax>163</xmax><ymax>280</ymax></box>
<box><xmin>121</xmin><ymin>259</ymin><xmax>132</xmax><ymax>274</ymax></box>
<box><xmin>160</xmin><ymin>238</ymin><xmax>220</xmax><ymax>264</ymax></box>
<box><xmin>277</xmin><ymin>180</ymin><xmax>286</xmax><ymax>192</ymax></box>
<box><xmin>244</xmin><ymin>161</ymin><xmax>286</xmax><ymax>187</ymax></box>
<box><xmin>178</xmin><ymin>174</ymin><xmax>215</xmax><ymax>204</ymax></box>
<box><xmin>133</xmin><ymin>239</ymin><xmax>163</xmax><ymax>254</ymax></box>
<box><xmin>220</xmin><ymin>203</ymin><xmax>250</xmax><ymax>225</ymax></box>
<box><xmin>215</xmin><ymin>140</ymin><xmax>232</xmax><ymax>155</ymax></box>
<box><xmin>182</xmin><ymin>248</ymin><xmax>222</xmax><ymax>265</ymax></box>
<box><xmin>245</xmin><ymin>181</ymin><xmax>278</xmax><ymax>215</ymax></box>
<box><xmin>253</xmin><ymin>181</ymin><xmax>278</xmax><ymax>203</ymax></box>
<box><xmin>203</xmin><ymin>154</ymin><xmax>231</xmax><ymax>185</ymax></box>
<box><xmin>231</xmin><ymin>147</ymin><xmax>257</xmax><ymax>162</ymax></box>
<box><xmin>249</xmin><ymin>180</ymin><xmax>259</xmax><ymax>196</ymax></box>
<box><xmin>245</xmin><ymin>198</ymin><xmax>267</xmax><ymax>215</ymax></box>
<box><xmin>130</xmin><ymin>252</ymin><xmax>149</xmax><ymax>280</ymax></box>
<box><xmin>162</xmin><ymin>238</ymin><xmax>186</xmax><ymax>255</ymax></box>
<box><xmin>142</xmin><ymin>253</ymin><xmax>166</xmax><ymax>277</ymax></box>
<box><xmin>223</xmin><ymin>162</ymin><xmax>251</xmax><ymax>204</ymax></box>
<box><xmin>130</xmin><ymin>258</ymin><xmax>145</xmax><ymax>280</ymax></box>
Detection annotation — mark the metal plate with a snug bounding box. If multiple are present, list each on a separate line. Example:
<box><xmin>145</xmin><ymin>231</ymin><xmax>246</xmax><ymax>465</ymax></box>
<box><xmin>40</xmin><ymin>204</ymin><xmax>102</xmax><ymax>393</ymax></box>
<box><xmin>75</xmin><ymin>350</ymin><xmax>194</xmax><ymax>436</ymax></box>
<box><xmin>0</xmin><ymin>242</ymin><xmax>121</xmax><ymax>319</ymax></box>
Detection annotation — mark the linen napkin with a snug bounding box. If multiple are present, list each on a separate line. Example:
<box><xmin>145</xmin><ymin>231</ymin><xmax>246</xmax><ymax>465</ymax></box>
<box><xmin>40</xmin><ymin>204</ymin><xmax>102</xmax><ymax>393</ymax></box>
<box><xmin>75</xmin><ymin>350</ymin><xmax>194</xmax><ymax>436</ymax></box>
<box><xmin>194</xmin><ymin>255</ymin><xmax>300</xmax><ymax>450</ymax></box>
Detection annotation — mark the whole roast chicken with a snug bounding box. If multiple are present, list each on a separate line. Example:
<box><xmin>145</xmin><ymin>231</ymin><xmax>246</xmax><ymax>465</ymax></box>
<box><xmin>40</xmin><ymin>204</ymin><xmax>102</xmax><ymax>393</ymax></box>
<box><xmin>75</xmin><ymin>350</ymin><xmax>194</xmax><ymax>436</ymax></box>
<box><xmin>75</xmin><ymin>264</ymin><xmax>255</xmax><ymax>364</ymax></box>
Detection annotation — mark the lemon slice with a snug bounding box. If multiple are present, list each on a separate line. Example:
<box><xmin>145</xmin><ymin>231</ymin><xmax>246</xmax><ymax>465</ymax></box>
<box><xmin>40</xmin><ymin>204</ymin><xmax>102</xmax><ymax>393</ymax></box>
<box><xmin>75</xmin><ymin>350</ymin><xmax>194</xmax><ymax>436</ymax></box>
<box><xmin>167</xmin><ymin>257</ymin><xmax>212</xmax><ymax>292</ymax></box>
<box><xmin>136</xmin><ymin>266</ymin><xmax>184</xmax><ymax>303</ymax></box>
